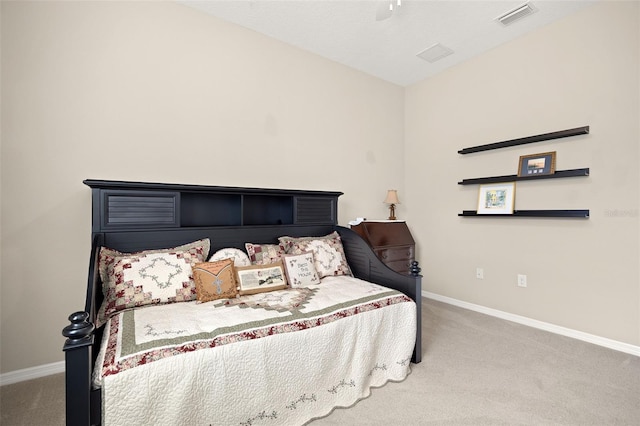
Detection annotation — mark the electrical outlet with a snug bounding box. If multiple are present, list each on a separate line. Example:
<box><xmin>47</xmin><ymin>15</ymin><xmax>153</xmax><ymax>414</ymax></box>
<box><xmin>476</xmin><ymin>268</ymin><xmax>484</xmax><ymax>279</ymax></box>
<box><xmin>517</xmin><ymin>274</ymin><xmax>527</xmax><ymax>287</ymax></box>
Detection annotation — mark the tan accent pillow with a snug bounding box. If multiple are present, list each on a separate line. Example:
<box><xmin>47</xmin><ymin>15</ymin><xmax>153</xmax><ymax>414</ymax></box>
<box><xmin>235</xmin><ymin>261</ymin><xmax>288</xmax><ymax>295</ymax></box>
<box><xmin>193</xmin><ymin>259</ymin><xmax>238</xmax><ymax>302</ymax></box>
<box><xmin>282</xmin><ymin>252</ymin><xmax>320</xmax><ymax>288</ymax></box>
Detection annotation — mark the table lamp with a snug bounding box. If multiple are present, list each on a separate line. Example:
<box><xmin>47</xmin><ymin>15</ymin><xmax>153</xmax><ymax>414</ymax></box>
<box><xmin>384</xmin><ymin>190</ymin><xmax>400</xmax><ymax>220</ymax></box>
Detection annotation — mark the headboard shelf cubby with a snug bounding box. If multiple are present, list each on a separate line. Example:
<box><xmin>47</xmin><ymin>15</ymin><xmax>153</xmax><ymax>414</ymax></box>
<box><xmin>85</xmin><ymin>179</ymin><xmax>342</xmax><ymax>231</ymax></box>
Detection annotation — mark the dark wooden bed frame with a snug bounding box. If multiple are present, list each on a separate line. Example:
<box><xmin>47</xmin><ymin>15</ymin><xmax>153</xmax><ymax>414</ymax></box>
<box><xmin>62</xmin><ymin>179</ymin><xmax>422</xmax><ymax>426</ymax></box>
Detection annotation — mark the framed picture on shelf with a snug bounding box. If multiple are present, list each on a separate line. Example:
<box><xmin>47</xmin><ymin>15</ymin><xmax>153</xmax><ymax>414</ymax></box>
<box><xmin>477</xmin><ymin>182</ymin><xmax>516</xmax><ymax>215</ymax></box>
<box><xmin>518</xmin><ymin>151</ymin><xmax>556</xmax><ymax>177</ymax></box>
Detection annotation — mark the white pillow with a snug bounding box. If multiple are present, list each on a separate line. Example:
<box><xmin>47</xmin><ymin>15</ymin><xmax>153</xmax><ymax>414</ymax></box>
<box><xmin>209</xmin><ymin>247</ymin><xmax>251</xmax><ymax>267</ymax></box>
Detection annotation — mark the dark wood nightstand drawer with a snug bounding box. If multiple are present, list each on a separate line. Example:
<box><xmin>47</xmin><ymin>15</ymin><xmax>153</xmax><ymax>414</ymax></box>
<box><xmin>375</xmin><ymin>246</ymin><xmax>414</xmax><ymax>262</ymax></box>
<box><xmin>385</xmin><ymin>259</ymin><xmax>413</xmax><ymax>274</ymax></box>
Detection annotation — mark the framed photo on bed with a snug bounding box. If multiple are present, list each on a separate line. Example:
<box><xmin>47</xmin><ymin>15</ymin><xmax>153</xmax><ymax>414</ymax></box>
<box><xmin>235</xmin><ymin>261</ymin><xmax>288</xmax><ymax>295</ymax></box>
<box><xmin>477</xmin><ymin>182</ymin><xmax>515</xmax><ymax>215</ymax></box>
<box><xmin>518</xmin><ymin>151</ymin><xmax>556</xmax><ymax>177</ymax></box>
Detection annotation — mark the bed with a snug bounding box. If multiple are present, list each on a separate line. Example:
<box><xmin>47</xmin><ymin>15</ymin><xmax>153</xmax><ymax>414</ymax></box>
<box><xmin>62</xmin><ymin>179</ymin><xmax>422</xmax><ymax>426</ymax></box>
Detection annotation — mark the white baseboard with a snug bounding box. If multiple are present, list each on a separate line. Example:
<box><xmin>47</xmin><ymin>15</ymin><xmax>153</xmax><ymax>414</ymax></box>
<box><xmin>423</xmin><ymin>291</ymin><xmax>640</xmax><ymax>357</ymax></box>
<box><xmin>0</xmin><ymin>361</ymin><xmax>65</xmax><ymax>386</ymax></box>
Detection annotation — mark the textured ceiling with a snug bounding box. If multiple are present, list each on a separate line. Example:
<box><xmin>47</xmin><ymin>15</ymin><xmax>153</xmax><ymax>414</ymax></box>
<box><xmin>180</xmin><ymin>1</ymin><xmax>596</xmax><ymax>86</ymax></box>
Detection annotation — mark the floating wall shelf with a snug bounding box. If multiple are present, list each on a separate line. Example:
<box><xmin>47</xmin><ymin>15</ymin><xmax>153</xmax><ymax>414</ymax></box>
<box><xmin>458</xmin><ymin>126</ymin><xmax>590</xmax><ymax>219</ymax></box>
<box><xmin>458</xmin><ymin>168</ymin><xmax>589</xmax><ymax>185</ymax></box>
<box><xmin>458</xmin><ymin>126</ymin><xmax>589</xmax><ymax>155</ymax></box>
<box><xmin>459</xmin><ymin>210</ymin><xmax>589</xmax><ymax>218</ymax></box>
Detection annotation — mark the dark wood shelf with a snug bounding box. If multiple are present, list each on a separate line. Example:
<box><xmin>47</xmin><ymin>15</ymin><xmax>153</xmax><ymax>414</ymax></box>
<box><xmin>458</xmin><ymin>126</ymin><xmax>589</xmax><ymax>155</ymax></box>
<box><xmin>458</xmin><ymin>168</ymin><xmax>589</xmax><ymax>185</ymax></box>
<box><xmin>459</xmin><ymin>210</ymin><xmax>589</xmax><ymax>218</ymax></box>
<box><xmin>84</xmin><ymin>179</ymin><xmax>342</xmax><ymax>231</ymax></box>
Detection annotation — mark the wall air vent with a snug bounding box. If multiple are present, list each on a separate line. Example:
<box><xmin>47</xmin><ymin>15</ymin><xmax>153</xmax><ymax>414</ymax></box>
<box><xmin>416</xmin><ymin>43</ymin><xmax>454</xmax><ymax>63</ymax></box>
<box><xmin>496</xmin><ymin>3</ymin><xmax>537</xmax><ymax>26</ymax></box>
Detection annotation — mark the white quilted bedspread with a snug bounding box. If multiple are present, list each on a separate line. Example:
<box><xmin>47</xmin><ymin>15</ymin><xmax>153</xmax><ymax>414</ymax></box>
<box><xmin>93</xmin><ymin>276</ymin><xmax>416</xmax><ymax>425</ymax></box>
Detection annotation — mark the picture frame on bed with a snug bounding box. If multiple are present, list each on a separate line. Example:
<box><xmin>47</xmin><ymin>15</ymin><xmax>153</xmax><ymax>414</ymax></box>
<box><xmin>517</xmin><ymin>151</ymin><xmax>556</xmax><ymax>177</ymax></box>
<box><xmin>477</xmin><ymin>182</ymin><xmax>516</xmax><ymax>214</ymax></box>
<box><xmin>235</xmin><ymin>261</ymin><xmax>288</xmax><ymax>295</ymax></box>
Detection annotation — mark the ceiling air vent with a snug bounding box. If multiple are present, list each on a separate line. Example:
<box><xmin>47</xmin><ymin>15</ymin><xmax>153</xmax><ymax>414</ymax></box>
<box><xmin>416</xmin><ymin>43</ymin><xmax>454</xmax><ymax>63</ymax></box>
<box><xmin>496</xmin><ymin>3</ymin><xmax>537</xmax><ymax>26</ymax></box>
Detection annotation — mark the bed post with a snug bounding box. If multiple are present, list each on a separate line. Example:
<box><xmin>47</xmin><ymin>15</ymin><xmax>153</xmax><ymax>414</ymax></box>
<box><xmin>409</xmin><ymin>261</ymin><xmax>422</xmax><ymax>364</ymax></box>
<box><xmin>62</xmin><ymin>234</ymin><xmax>101</xmax><ymax>426</ymax></box>
<box><xmin>62</xmin><ymin>312</ymin><xmax>94</xmax><ymax>426</ymax></box>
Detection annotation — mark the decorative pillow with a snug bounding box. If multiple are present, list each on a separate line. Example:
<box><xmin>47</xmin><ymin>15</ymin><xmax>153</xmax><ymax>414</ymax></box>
<box><xmin>279</xmin><ymin>232</ymin><xmax>352</xmax><ymax>278</ymax></box>
<box><xmin>282</xmin><ymin>252</ymin><xmax>320</xmax><ymax>288</ymax></box>
<box><xmin>209</xmin><ymin>247</ymin><xmax>251</xmax><ymax>267</ymax></box>
<box><xmin>235</xmin><ymin>261</ymin><xmax>287</xmax><ymax>295</ymax></box>
<box><xmin>98</xmin><ymin>239</ymin><xmax>210</xmax><ymax>291</ymax></box>
<box><xmin>96</xmin><ymin>239</ymin><xmax>210</xmax><ymax>327</ymax></box>
<box><xmin>193</xmin><ymin>259</ymin><xmax>238</xmax><ymax>302</ymax></box>
<box><xmin>244</xmin><ymin>242</ymin><xmax>286</xmax><ymax>265</ymax></box>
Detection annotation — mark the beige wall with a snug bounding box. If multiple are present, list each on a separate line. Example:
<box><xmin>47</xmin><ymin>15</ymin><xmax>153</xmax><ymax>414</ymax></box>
<box><xmin>0</xmin><ymin>1</ymin><xmax>405</xmax><ymax>373</ymax></box>
<box><xmin>1</xmin><ymin>0</ymin><xmax>638</xmax><ymax>376</ymax></box>
<box><xmin>405</xmin><ymin>1</ymin><xmax>639</xmax><ymax>345</ymax></box>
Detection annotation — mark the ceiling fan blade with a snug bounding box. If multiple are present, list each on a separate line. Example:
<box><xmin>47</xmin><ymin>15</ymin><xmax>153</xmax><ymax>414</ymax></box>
<box><xmin>375</xmin><ymin>1</ymin><xmax>392</xmax><ymax>21</ymax></box>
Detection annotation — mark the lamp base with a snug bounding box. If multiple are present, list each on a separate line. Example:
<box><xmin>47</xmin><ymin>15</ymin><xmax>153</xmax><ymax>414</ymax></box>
<box><xmin>388</xmin><ymin>204</ymin><xmax>396</xmax><ymax>220</ymax></box>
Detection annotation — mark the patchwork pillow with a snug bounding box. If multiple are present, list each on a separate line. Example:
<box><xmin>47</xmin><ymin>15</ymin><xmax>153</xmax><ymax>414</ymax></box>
<box><xmin>193</xmin><ymin>259</ymin><xmax>238</xmax><ymax>302</ymax></box>
<box><xmin>282</xmin><ymin>252</ymin><xmax>320</xmax><ymax>288</ymax></box>
<box><xmin>279</xmin><ymin>232</ymin><xmax>352</xmax><ymax>278</ymax></box>
<box><xmin>235</xmin><ymin>261</ymin><xmax>287</xmax><ymax>295</ymax></box>
<box><xmin>96</xmin><ymin>239</ymin><xmax>210</xmax><ymax>327</ymax></box>
<box><xmin>98</xmin><ymin>239</ymin><xmax>210</xmax><ymax>291</ymax></box>
<box><xmin>244</xmin><ymin>242</ymin><xmax>286</xmax><ymax>265</ymax></box>
<box><xmin>209</xmin><ymin>247</ymin><xmax>251</xmax><ymax>267</ymax></box>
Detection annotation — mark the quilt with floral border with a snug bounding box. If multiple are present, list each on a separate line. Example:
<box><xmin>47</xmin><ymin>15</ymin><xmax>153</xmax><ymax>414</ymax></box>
<box><xmin>93</xmin><ymin>276</ymin><xmax>416</xmax><ymax>426</ymax></box>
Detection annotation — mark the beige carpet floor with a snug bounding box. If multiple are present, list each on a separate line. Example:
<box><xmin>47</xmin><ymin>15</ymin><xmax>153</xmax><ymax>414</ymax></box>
<box><xmin>2</xmin><ymin>298</ymin><xmax>639</xmax><ymax>425</ymax></box>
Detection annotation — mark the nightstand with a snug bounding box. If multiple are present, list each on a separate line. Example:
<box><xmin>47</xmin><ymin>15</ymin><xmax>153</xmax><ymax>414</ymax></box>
<box><xmin>350</xmin><ymin>221</ymin><xmax>415</xmax><ymax>275</ymax></box>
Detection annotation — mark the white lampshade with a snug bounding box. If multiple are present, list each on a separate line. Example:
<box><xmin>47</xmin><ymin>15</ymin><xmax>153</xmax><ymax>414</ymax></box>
<box><xmin>384</xmin><ymin>190</ymin><xmax>400</xmax><ymax>205</ymax></box>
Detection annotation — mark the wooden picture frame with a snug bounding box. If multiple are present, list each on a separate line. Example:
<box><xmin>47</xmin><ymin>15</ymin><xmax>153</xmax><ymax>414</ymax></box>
<box><xmin>477</xmin><ymin>182</ymin><xmax>516</xmax><ymax>215</ymax></box>
<box><xmin>518</xmin><ymin>151</ymin><xmax>556</xmax><ymax>177</ymax></box>
<box><xmin>235</xmin><ymin>261</ymin><xmax>287</xmax><ymax>295</ymax></box>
